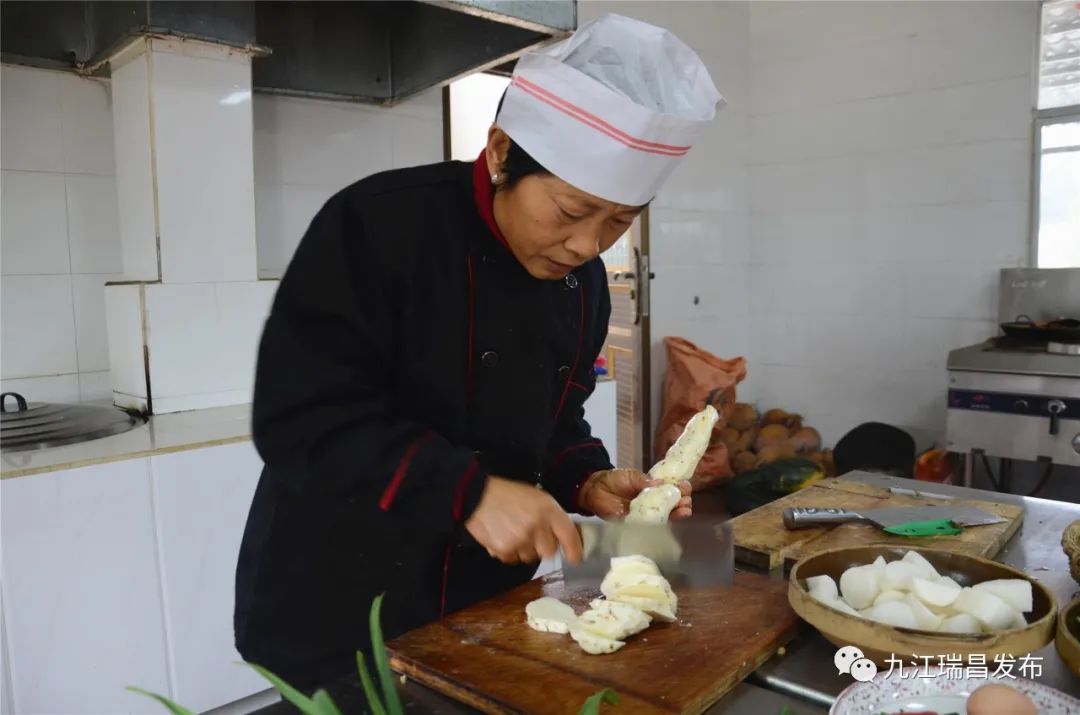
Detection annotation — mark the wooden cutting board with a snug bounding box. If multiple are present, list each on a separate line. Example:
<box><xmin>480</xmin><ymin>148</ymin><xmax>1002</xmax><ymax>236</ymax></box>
<box><xmin>728</xmin><ymin>478</ymin><xmax>1024</xmax><ymax>571</ymax></box>
<box><xmin>388</xmin><ymin>570</ymin><xmax>799</xmax><ymax>715</ymax></box>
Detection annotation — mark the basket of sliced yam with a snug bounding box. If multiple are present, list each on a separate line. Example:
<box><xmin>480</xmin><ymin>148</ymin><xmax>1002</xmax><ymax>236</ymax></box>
<box><xmin>525</xmin><ymin>555</ymin><xmax>678</xmax><ymax>655</ymax></box>
<box><xmin>788</xmin><ymin>546</ymin><xmax>1057</xmax><ymax>665</ymax></box>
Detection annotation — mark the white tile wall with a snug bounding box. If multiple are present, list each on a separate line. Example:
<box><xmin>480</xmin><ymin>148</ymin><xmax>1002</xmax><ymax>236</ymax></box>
<box><xmin>0</xmin><ymin>170</ymin><xmax>70</xmax><ymax>275</ymax></box>
<box><xmin>0</xmin><ymin>66</ymin><xmax>64</xmax><ymax>172</ymax></box>
<box><xmin>104</xmin><ymin>283</ymin><xmax>148</xmax><ymax>406</ymax></box>
<box><xmin>0</xmin><ymin>459</ymin><xmax>171</xmax><ymax>714</ymax></box>
<box><xmin>0</xmin><ymin>275</ymin><xmax>78</xmax><ymax>379</ymax></box>
<box><xmin>252</xmin><ymin>89</ymin><xmax>443</xmax><ymax>278</ymax></box>
<box><xmin>66</xmin><ymin>174</ymin><xmax>122</xmax><ymax>274</ymax></box>
<box><xmin>747</xmin><ymin>1</ymin><xmax>1037</xmax><ymax>450</ymax></box>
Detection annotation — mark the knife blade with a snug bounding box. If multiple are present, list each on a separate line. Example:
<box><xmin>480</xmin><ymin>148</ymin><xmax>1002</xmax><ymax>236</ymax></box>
<box><xmin>563</xmin><ymin>517</ymin><xmax>734</xmax><ymax>590</ymax></box>
<box><xmin>782</xmin><ymin>504</ymin><xmax>1006</xmax><ymax>530</ymax></box>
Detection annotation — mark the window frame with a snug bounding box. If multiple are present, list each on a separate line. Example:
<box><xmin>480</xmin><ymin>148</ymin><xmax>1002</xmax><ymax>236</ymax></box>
<box><xmin>1030</xmin><ymin>105</ymin><xmax>1080</xmax><ymax>267</ymax></box>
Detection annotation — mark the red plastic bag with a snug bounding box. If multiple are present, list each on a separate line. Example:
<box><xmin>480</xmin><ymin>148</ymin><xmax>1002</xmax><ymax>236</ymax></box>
<box><xmin>654</xmin><ymin>337</ymin><xmax>747</xmax><ymax>491</ymax></box>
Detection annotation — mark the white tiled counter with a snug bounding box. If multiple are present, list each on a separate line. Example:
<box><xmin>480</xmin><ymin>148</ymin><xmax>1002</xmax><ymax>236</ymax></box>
<box><xmin>0</xmin><ymin>406</ymin><xmax>266</xmax><ymax>714</ymax></box>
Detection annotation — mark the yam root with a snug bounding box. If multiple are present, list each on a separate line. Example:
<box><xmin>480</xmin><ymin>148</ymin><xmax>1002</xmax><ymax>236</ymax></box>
<box><xmin>763</xmin><ymin>408</ymin><xmax>803</xmax><ymax>430</ymax></box>
<box><xmin>754</xmin><ymin>424</ymin><xmax>790</xmax><ymax>451</ymax></box>
<box><xmin>729</xmin><ymin>403</ymin><xmax>759</xmax><ymax>431</ymax></box>
<box><xmin>788</xmin><ymin>427</ymin><xmax>822</xmax><ymax>453</ymax></box>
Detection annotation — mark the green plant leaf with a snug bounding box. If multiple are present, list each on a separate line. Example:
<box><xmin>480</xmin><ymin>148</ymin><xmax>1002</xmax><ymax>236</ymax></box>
<box><xmin>356</xmin><ymin>651</ymin><xmax>388</xmax><ymax>715</ymax></box>
<box><xmin>311</xmin><ymin>689</ymin><xmax>344</xmax><ymax>715</ymax></box>
<box><xmin>125</xmin><ymin>686</ymin><xmax>197</xmax><ymax>715</ymax></box>
<box><xmin>370</xmin><ymin>594</ymin><xmax>404</xmax><ymax>715</ymax></box>
<box><xmin>578</xmin><ymin>688</ymin><xmax>619</xmax><ymax>715</ymax></box>
<box><xmin>247</xmin><ymin>662</ymin><xmax>320</xmax><ymax>714</ymax></box>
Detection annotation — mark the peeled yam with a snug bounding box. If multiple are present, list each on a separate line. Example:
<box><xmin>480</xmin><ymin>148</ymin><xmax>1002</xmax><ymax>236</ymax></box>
<box><xmin>649</xmin><ymin>405</ymin><xmax>719</xmax><ymax>484</ymax></box>
<box><xmin>588</xmin><ymin>598</ymin><xmax>652</xmax><ymax>629</ymax></box>
<box><xmin>806</xmin><ymin>575</ymin><xmax>838</xmax><ymax>601</ymax></box>
<box><xmin>911</xmin><ymin>576</ymin><xmax>961</xmax><ymax>608</ymax></box>
<box><xmin>577</xmin><ymin>602</ymin><xmax>650</xmax><ymax>640</ymax></box>
<box><xmin>905</xmin><ymin>594</ymin><xmax>944</xmax><ymax>631</ymax></box>
<box><xmin>972</xmin><ymin>579</ymin><xmax>1033</xmax><ymax>613</ymax></box>
<box><xmin>525</xmin><ymin>597</ymin><xmax>578</xmax><ymax>634</ymax></box>
<box><xmin>883</xmin><ymin>561</ymin><xmax>922</xmax><ymax>591</ymax></box>
<box><xmin>939</xmin><ymin>612</ymin><xmax>981</xmax><ymax>634</ymax></box>
<box><xmin>952</xmin><ymin>587</ymin><xmax>1016</xmax><ymax>631</ymax></box>
<box><xmin>840</xmin><ymin>564</ymin><xmax>881</xmax><ymax>609</ymax></box>
<box><xmin>901</xmin><ymin>551</ymin><xmax>939</xmax><ymax>580</ymax></box>
<box><xmin>610</xmin><ymin>554</ymin><xmax>661</xmax><ymax>576</ymax></box>
<box><xmin>570</xmin><ymin>625</ymin><xmax>624</xmax><ymax>655</ymax></box>
<box><xmin>627</xmin><ymin>483</ymin><xmax>682</xmax><ymax>524</ymax></box>
<box><xmin>873</xmin><ymin>590</ymin><xmax>906</xmax><ymax>606</ymax></box>
<box><xmin>865</xmin><ymin>600</ymin><xmax>918</xmax><ymax>629</ymax></box>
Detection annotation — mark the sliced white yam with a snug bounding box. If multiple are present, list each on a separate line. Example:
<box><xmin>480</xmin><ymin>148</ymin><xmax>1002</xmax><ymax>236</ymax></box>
<box><xmin>647</xmin><ymin>405</ymin><xmax>719</xmax><ymax>484</ymax></box>
<box><xmin>608</xmin><ymin>595</ymin><xmax>677</xmax><ymax>622</ymax></box>
<box><xmin>905</xmin><ymin>594</ymin><xmax>944</xmax><ymax>631</ymax></box>
<box><xmin>570</xmin><ymin>625</ymin><xmax>625</xmax><ymax>655</ymax></box>
<box><xmin>872</xmin><ymin>556</ymin><xmax>887</xmax><ymax>577</ymax></box>
<box><xmin>911</xmin><ymin>576</ymin><xmax>961</xmax><ymax>608</ymax></box>
<box><xmin>601</xmin><ymin>571</ymin><xmax>674</xmax><ymax>602</ymax></box>
<box><xmin>576</xmin><ymin>603</ymin><xmax>650</xmax><ymax>640</ymax></box>
<box><xmin>1004</xmin><ymin>610</ymin><xmax>1028</xmax><ymax>630</ymax></box>
<box><xmin>865</xmin><ymin>601</ymin><xmax>918</xmax><ymax>629</ymax></box>
<box><xmin>873</xmin><ymin>590</ymin><xmax>907</xmax><ymax>606</ymax></box>
<box><xmin>627</xmin><ymin>484</ymin><xmax>683</xmax><ymax>524</ymax></box>
<box><xmin>610</xmin><ymin>555</ymin><xmax>661</xmax><ymax>576</ymax></box>
<box><xmin>806</xmin><ymin>575</ymin><xmax>838</xmax><ymax>601</ymax></box>
<box><xmin>614</xmin><ymin>527</ymin><xmax>683</xmax><ymax>567</ymax></box>
<box><xmin>883</xmin><ymin>561</ymin><xmax>922</xmax><ymax>591</ymax></box>
<box><xmin>588</xmin><ymin>598</ymin><xmax>653</xmax><ymax>628</ymax></box>
<box><xmin>939</xmin><ymin>612</ymin><xmax>982</xmax><ymax>634</ymax></box>
<box><xmin>901</xmin><ymin>551</ymin><xmax>940</xmax><ymax>580</ymax></box>
<box><xmin>810</xmin><ymin>590</ymin><xmax>860</xmax><ymax>617</ymax></box>
<box><xmin>839</xmin><ymin>564</ymin><xmax>881</xmax><ymax>610</ymax></box>
<box><xmin>937</xmin><ymin>575</ymin><xmax>963</xmax><ymax>590</ymax></box>
<box><xmin>525</xmin><ymin>597</ymin><xmax>578</xmax><ymax>634</ymax></box>
<box><xmin>972</xmin><ymin>579</ymin><xmax>1034</xmax><ymax>613</ymax></box>
<box><xmin>952</xmin><ymin>587</ymin><xmax>1015</xmax><ymax>631</ymax></box>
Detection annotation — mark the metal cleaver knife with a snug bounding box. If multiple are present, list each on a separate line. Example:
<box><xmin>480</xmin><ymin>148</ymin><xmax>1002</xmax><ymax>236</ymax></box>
<box><xmin>562</xmin><ymin>517</ymin><xmax>734</xmax><ymax>590</ymax></box>
<box><xmin>782</xmin><ymin>505</ymin><xmax>1006</xmax><ymax>536</ymax></box>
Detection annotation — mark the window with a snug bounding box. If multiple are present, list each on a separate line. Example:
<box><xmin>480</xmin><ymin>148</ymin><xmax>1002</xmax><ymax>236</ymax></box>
<box><xmin>1034</xmin><ymin>0</ymin><xmax>1080</xmax><ymax>268</ymax></box>
<box><xmin>448</xmin><ymin>73</ymin><xmax>510</xmax><ymax>161</ymax></box>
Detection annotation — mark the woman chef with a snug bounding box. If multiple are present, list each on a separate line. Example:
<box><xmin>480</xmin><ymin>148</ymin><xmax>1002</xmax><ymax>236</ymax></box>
<box><xmin>235</xmin><ymin>14</ymin><xmax>723</xmax><ymax>689</ymax></box>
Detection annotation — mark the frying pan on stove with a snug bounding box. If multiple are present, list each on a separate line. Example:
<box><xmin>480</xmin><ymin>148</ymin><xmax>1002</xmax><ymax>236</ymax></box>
<box><xmin>1000</xmin><ymin>315</ymin><xmax>1080</xmax><ymax>342</ymax></box>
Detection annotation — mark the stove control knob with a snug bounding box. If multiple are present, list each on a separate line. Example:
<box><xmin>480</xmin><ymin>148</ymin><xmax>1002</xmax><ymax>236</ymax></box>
<box><xmin>1048</xmin><ymin>399</ymin><xmax>1066</xmax><ymax>437</ymax></box>
<box><xmin>1074</xmin><ymin>433</ymin><xmax>1080</xmax><ymax>455</ymax></box>
<box><xmin>1014</xmin><ymin>399</ymin><xmax>1029</xmax><ymax>412</ymax></box>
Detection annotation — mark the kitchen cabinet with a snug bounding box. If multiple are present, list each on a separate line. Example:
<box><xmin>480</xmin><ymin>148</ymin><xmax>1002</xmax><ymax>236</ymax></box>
<box><xmin>150</xmin><ymin>442</ymin><xmax>266</xmax><ymax>712</ymax></box>
<box><xmin>0</xmin><ymin>459</ymin><xmax>170</xmax><ymax>714</ymax></box>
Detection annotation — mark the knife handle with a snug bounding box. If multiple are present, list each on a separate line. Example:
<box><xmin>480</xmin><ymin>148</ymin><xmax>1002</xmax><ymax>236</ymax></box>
<box><xmin>783</xmin><ymin>507</ymin><xmax>864</xmax><ymax>529</ymax></box>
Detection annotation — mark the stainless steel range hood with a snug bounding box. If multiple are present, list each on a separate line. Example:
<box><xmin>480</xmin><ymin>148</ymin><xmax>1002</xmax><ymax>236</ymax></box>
<box><xmin>0</xmin><ymin>0</ymin><xmax>574</xmax><ymax>104</ymax></box>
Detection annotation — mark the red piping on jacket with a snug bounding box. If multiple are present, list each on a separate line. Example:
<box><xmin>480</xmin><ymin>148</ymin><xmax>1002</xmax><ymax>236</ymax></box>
<box><xmin>553</xmin><ymin>282</ymin><xmax>587</xmax><ymax>424</ymax></box>
<box><xmin>379</xmin><ymin>432</ymin><xmax>434</xmax><ymax>511</ymax></box>
<box><xmin>472</xmin><ymin>152</ymin><xmax>510</xmax><ymax>249</ymax></box>
<box><xmin>465</xmin><ymin>255</ymin><xmax>476</xmax><ymax>407</ymax></box>
<box><xmin>440</xmin><ymin>544</ymin><xmax>453</xmax><ymax>618</ymax></box>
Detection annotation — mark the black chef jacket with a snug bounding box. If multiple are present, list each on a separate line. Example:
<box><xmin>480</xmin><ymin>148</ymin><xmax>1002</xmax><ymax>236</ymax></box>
<box><xmin>234</xmin><ymin>157</ymin><xmax>614</xmax><ymax>688</ymax></box>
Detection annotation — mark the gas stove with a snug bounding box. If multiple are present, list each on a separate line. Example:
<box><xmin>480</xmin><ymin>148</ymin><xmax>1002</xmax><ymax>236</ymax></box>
<box><xmin>945</xmin><ymin>268</ymin><xmax>1080</xmax><ymax>471</ymax></box>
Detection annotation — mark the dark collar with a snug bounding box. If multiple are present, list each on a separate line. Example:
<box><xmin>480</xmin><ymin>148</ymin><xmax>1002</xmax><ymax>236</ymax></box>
<box><xmin>471</xmin><ymin>151</ymin><xmax>510</xmax><ymax>251</ymax></box>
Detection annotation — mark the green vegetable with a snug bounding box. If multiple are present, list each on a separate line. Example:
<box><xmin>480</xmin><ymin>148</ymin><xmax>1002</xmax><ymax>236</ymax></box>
<box><xmin>579</xmin><ymin>688</ymin><xmax>619</xmax><ymax>715</ymax></box>
<box><xmin>248</xmin><ymin>662</ymin><xmax>338</xmax><ymax>715</ymax></box>
<box><xmin>125</xmin><ymin>687</ymin><xmax>196</xmax><ymax>715</ymax></box>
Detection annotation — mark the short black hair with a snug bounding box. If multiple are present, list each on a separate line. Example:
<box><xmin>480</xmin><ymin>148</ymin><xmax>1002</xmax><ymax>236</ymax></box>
<box><xmin>494</xmin><ymin>88</ymin><xmax>549</xmax><ymax>189</ymax></box>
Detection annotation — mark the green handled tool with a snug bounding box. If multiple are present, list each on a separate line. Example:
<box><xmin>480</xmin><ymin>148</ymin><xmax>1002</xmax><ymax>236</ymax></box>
<box><xmin>782</xmin><ymin>505</ymin><xmax>1005</xmax><ymax>537</ymax></box>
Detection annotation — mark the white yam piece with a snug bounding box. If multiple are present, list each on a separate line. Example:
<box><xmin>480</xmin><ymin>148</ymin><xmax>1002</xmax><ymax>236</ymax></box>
<box><xmin>901</xmin><ymin>550</ymin><xmax>940</xmax><ymax>580</ymax></box>
<box><xmin>952</xmin><ymin>587</ymin><xmax>1016</xmax><ymax>631</ymax></box>
<box><xmin>648</xmin><ymin>405</ymin><xmax>719</xmax><ymax>484</ymax></box>
<box><xmin>865</xmin><ymin>601</ymin><xmax>918</xmax><ymax>629</ymax></box>
<box><xmin>570</xmin><ymin>625</ymin><xmax>625</xmax><ymax>655</ymax></box>
<box><xmin>525</xmin><ymin>597</ymin><xmax>578</xmax><ymax>634</ymax></box>
<box><xmin>576</xmin><ymin>602</ymin><xmax>651</xmax><ymax>640</ymax></box>
<box><xmin>972</xmin><ymin>579</ymin><xmax>1034</xmax><ymax>613</ymax></box>
<box><xmin>806</xmin><ymin>575</ymin><xmax>838</xmax><ymax>601</ymax></box>
<box><xmin>938</xmin><ymin>612</ymin><xmax>982</xmax><ymax>634</ymax></box>
<box><xmin>873</xmin><ymin>590</ymin><xmax>907</xmax><ymax>606</ymax></box>
<box><xmin>883</xmin><ymin>561</ymin><xmax>923</xmax><ymax>591</ymax></box>
<box><xmin>938</xmin><ymin>575</ymin><xmax>963</xmax><ymax>590</ymax></box>
<box><xmin>905</xmin><ymin>594</ymin><xmax>944</xmax><ymax>631</ymax></box>
<box><xmin>911</xmin><ymin>576</ymin><xmax>962</xmax><ymax>608</ymax></box>
<box><xmin>839</xmin><ymin>564</ymin><xmax>881</xmax><ymax>610</ymax></box>
<box><xmin>627</xmin><ymin>484</ymin><xmax>683</xmax><ymax>524</ymax></box>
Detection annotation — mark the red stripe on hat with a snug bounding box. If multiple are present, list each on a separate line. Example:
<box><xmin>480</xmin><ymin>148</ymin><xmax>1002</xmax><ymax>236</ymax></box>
<box><xmin>512</xmin><ymin>76</ymin><xmax>691</xmax><ymax>157</ymax></box>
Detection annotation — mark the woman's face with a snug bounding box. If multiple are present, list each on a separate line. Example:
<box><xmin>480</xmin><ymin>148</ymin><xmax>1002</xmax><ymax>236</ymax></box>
<box><xmin>486</xmin><ymin>129</ymin><xmax>643</xmax><ymax>280</ymax></box>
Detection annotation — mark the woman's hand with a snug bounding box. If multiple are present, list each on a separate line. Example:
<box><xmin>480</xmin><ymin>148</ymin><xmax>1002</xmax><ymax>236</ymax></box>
<box><xmin>578</xmin><ymin>469</ymin><xmax>693</xmax><ymax>520</ymax></box>
<box><xmin>465</xmin><ymin>477</ymin><xmax>583</xmax><ymax>566</ymax></box>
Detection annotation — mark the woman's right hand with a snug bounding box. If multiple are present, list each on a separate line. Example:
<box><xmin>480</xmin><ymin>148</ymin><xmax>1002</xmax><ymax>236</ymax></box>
<box><xmin>465</xmin><ymin>476</ymin><xmax>583</xmax><ymax>566</ymax></box>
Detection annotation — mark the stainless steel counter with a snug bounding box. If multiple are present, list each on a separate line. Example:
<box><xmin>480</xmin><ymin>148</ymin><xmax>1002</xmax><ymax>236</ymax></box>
<box><xmin>752</xmin><ymin>473</ymin><xmax>1080</xmax><ymax>708</ymax></box>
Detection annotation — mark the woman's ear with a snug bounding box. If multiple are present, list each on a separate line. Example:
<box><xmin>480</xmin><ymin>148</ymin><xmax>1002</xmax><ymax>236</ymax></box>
<box><xmin>485</xmin><ymin>126</ymin><xmax>512</xmax><ymax>179</ymax></box>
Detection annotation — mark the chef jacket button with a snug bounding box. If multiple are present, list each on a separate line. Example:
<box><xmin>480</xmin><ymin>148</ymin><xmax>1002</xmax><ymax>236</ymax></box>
<box><xmin>482</xmin><ymin>254</ymin><xmax>495</xmax><ymax>266</ymax></box>
<box><xmin>558</xmin><ymin>365</ymin><xmax>571</xmax><ymax>379</ymax></box>
<box><xmin>564</xmin><ymin>273</ymin><xmax>578</xmax><ymax>289</ymax></box>
<box><xmin>481</xmin><ymin>350</ymin><xmax>499</xmax><ymax>368</ymax></box>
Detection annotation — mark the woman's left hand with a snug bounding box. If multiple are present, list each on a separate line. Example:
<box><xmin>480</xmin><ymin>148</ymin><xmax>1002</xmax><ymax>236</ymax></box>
<box><xmin>578</xmin><ymin>468</ymin><xmax>692</xmax><ymax>520</ymax></box>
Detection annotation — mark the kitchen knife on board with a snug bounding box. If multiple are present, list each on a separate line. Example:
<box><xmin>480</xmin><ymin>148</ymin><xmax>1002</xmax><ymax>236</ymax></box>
<box><xmin>782</xmin><ymin>505</ymin><xmax>1006</xmax><ymax>536</ymax></box>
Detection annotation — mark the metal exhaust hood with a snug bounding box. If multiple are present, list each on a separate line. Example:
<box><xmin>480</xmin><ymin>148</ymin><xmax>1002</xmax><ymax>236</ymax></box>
<box><xmin>0</xmin><ymin>1</ymin><xmax>575</xmax><ymax>104</ymax></box>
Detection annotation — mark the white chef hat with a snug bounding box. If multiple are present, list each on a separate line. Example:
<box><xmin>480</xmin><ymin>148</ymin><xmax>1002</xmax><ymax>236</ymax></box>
<box><xmin>496</xmin><ymin>13</ymin><xmax>724</xmax><ymax>207</ymax></box>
